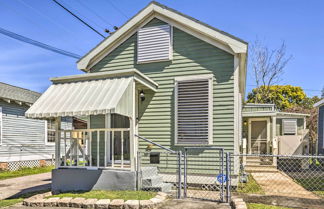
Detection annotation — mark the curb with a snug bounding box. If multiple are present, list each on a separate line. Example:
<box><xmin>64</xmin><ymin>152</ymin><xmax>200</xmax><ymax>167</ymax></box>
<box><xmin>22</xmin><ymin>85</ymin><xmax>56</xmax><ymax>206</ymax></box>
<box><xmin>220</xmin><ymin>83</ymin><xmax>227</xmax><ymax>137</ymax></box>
<box><xmin>23</xmin><ymin>192</ymin><xmax>168</xmax><ymax>209</ymax></box>
<box><xmin>231</xmin><ymin>196</ymin><xmax>247</xmax><ymax>209</ymax></box>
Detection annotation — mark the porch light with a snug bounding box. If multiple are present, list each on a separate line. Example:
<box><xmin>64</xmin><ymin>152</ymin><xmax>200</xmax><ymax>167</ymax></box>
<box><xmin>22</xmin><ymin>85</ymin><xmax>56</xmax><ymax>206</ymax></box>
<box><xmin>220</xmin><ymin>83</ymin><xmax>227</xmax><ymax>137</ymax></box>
<box><xmin>140</xmin><ymin>90</ymin><xmax>145</xmax><ymax>102</ymax></box>
<box><xmin>243</xmin><ymin>121</ymin><xmax>247</xmax><ymax>126</ymax></box>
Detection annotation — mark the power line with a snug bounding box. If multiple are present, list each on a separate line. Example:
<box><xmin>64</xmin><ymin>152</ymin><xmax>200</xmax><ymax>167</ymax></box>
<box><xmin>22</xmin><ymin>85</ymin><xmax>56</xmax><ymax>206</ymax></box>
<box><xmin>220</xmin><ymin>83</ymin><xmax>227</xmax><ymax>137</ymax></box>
<box><xmin>61</xmin><ymin>0</ymin><xmax>107</xmax><ymax>31</ymax></box>
<box><xmin>17</xmin><ymin>0</ymin><xmax>84</xmax><ymax>52</ymax></box>
<box><xmin>0</xmin><ymin>27</ymin><xmax>81</xmax><ymax>59</ymax></box>
<box><xmin>76</xmin><ymin>0</ymin><xmax>114</xmax><ymax>28</ymax></box>
<box><xmin>52</xmin><ymin>0</ymin><xmax>105</xmax><ymax>38</ymax></box>
<box><xmin>105</xmin><ymin>0</ymin><xmax>129</xmax><ymax>19</ymax></box>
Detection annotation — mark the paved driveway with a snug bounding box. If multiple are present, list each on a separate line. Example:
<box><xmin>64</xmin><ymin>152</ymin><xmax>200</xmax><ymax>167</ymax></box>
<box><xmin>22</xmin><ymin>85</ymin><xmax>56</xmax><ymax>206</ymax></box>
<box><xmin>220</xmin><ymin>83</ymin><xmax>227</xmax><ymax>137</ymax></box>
<box><xmin>0</xmin><ymin>172</ymin><xmax>51</xmax><ymax>200</ymax></box>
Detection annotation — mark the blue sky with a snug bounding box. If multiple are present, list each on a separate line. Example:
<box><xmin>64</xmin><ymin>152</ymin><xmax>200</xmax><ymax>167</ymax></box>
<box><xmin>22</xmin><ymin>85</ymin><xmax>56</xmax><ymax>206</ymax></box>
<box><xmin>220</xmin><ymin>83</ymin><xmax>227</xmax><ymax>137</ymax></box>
<box><xmin>0</xmin><ymin>0</ymin><xmax>323</xmax><ymax>97</ymax></box>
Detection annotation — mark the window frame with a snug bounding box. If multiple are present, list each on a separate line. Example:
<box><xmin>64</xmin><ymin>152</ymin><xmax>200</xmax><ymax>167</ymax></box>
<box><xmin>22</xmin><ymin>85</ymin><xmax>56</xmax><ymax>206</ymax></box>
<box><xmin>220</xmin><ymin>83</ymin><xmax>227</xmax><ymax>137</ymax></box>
<box><xmin>137</xmin><ymin>24</ymin><xmax>173</xmax><ymax>64</ymax></box>
<box><xmin>174</xmin><ymin>74</ymin><xmax>213</xmax><ymax>145</ymax></box>
<box><xmin>45</xmin><ymin>119</ymin><xmax>56</xmax><ymax>145</ymax></box>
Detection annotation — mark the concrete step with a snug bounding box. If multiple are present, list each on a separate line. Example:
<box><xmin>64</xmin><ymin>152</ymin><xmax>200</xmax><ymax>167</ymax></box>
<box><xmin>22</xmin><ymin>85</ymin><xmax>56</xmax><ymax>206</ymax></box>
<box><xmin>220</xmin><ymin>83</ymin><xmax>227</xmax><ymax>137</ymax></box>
<box><xmin>141</xmin><ymin>167</ymin><xmax>158</xmax><ymax>178</ymax></box>
<box><xmin>142</xmin><ymin>176</ymin><xmax>164</xmax><ymax>187</ymax></box>
<box><xmin>142</xmin><ymin>182</ymin><xmax>172</xmax><ymax>193</ymax></box>
<box><xmin>246</xmin><ymin>160</ymin><xmax>263</xmax><ymax>165</ymax></box>
<box><xmin>245</xmin><ymin>165</ymin><xmax>278</xmax><ymax>173</ymax></box>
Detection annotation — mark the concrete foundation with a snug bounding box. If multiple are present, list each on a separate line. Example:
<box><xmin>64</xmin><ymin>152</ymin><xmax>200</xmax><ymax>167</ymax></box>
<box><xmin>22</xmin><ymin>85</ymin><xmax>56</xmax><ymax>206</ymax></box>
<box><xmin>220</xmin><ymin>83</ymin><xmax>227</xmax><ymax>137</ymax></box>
<box><xmin>52</xmin><ymin>168</ymin><xmax>136</xmax><ymax>194</ymax></box>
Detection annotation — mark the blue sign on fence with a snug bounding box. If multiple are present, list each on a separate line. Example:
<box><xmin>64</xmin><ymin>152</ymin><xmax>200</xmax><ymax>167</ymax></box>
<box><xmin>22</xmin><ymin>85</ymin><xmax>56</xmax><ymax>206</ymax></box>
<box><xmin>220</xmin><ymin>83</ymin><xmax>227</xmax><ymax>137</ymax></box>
<box><xmin>216</xmin><ymin>174</ymin><xmax>227</xmax><ymax>183</ymax></box>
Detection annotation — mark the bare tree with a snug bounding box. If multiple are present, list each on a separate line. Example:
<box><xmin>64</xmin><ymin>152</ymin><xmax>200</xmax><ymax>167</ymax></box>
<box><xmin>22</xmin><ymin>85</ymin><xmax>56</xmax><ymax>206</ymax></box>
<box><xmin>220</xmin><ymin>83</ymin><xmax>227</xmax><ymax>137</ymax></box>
<box><xmin>250</xmin><ymin>39</ymin><xmax>292</xmax><ymax>103</ymax></box>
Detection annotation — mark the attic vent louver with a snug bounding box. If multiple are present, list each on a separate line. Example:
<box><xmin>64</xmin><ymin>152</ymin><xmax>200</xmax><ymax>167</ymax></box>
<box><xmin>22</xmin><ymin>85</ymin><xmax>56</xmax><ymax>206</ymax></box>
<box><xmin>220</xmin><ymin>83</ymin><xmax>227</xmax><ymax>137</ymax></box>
<box><xmin>137</xmin><ymin>25</ymin><xmax>172</xmax><ymax>63</ymax></box>
<box><xmin>283</xmin><ymin>119</ymin><xmax>297</xmax><ymax>135</ymax></box>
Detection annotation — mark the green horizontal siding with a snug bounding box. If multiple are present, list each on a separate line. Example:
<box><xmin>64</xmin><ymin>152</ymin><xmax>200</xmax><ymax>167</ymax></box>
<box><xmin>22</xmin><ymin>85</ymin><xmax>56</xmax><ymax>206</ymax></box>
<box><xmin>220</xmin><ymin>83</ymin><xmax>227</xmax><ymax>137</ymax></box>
<box><xmin>91</xmin><ymin>18</ymin><xmax>235</xmax><ymax>168</ymax></box>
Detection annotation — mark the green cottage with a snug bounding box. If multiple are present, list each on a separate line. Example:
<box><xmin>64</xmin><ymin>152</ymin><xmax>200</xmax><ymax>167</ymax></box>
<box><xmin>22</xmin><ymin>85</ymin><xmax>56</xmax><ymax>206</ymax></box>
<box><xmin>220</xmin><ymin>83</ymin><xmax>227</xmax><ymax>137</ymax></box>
<box><xmin>26</xmin><ymin>1</ymin><xmax>248</xmax><ymax>194</ymax></box>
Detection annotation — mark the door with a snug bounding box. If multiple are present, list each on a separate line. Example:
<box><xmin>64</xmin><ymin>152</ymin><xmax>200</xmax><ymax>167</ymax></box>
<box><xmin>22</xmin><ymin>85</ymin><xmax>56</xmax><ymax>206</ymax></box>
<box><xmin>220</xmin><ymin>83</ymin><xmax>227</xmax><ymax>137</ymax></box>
<box><xmin>249</xmin><ymin>119</ymin><xmax>268</xmax><ymax>154</ymax></box>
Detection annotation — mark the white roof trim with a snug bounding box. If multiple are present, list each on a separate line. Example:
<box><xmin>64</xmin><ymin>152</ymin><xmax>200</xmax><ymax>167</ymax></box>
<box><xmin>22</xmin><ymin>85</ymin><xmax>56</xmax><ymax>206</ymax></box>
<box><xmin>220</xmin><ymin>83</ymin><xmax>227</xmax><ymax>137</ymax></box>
<box><xmin>242</xmin><ymin>111</ymin><xmax>309</xmax><ymax>118</ymax></box>
<box><xmin>51</xmin><ymin>69</ymin><xmax>158</xmax><ymax>92</ymax></box>
<box><xmin>276</xmin><ymin>112</ymin><xmax>309</xmax><ymax>118</ymax></box>
<box><xmin>314</xmin><ymin>99</ymin><xmax>324</xmax><ymax>108</ymax></box>
<box><xmin>77</xmin><ymin>2</ymin><xmax>247</xmax><ymax>71</ymax></box>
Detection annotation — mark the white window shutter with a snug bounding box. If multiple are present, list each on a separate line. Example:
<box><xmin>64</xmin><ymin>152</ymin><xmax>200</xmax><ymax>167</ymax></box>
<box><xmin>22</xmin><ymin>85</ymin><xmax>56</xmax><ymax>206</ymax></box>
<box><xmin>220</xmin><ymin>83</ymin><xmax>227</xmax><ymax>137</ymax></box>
<box><xmin>175</xmin><ymin>76</ymin><xmax>213</xmax><ymax>144</ymax></box>
<box><xmin>137</xmin><ymin>25</ymin><xmax>172</xmax><ymax>63</ymax></box>
<box><xmin>283</xmin><ymin>119</ymin><xmax>297</xmax><ymax>135</ymax></box>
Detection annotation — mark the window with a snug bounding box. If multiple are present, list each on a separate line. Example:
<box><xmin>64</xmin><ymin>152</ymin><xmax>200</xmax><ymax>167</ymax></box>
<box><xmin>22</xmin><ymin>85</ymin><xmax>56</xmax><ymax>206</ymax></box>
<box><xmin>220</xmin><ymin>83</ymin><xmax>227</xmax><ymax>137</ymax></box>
<box><xmin>46</xmin><ymin>119</ymin><xmax>56</xmax><ymax>143</ymax></box>
<box><xmin>175</xmin><ymin>75</ymin><xmax>213</xmax><ymax>144</ymax></box>
<box><xmin>137</xmin><ymin>24</ymin><xmax>172</xmax><ymax>63</ymax></box>
<box><xmin>282</xmin><ymin>119</ymin><xmax>297</xmax><ymax>135</ymax></box>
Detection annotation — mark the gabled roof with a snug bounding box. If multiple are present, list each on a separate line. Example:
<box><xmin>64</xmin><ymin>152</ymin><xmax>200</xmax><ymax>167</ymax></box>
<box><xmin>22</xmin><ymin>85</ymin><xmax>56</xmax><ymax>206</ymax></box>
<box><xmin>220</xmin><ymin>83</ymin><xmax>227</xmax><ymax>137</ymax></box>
<box><xmin>0</xmin><ymin>82</ymin><xmax>41</xmax><ymax>105</ymax></box>
<box><xmin>314</xmin><ymin>98</ymin><xmax>324</xmax><ymax>107</ymax></box>
<box><xmin>77</xmin><ymin>1</ymin><xmax>248</xmax><ymax>72</ymax></box>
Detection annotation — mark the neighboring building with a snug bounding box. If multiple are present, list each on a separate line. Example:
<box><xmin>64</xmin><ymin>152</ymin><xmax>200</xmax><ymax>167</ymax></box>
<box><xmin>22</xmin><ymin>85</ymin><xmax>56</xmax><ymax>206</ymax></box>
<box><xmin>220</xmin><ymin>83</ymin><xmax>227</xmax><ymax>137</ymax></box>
<box><xmin>0</xmin><ymin>82</ymin><xmax>58</xmax><ymax>170</ymax></box>
<box><xmin>26</xmin><ymin>1</ymin><xmax>248</xmax><ymax>192</ymax></box>
<box><xmin>314</xmin><ymin>99</ymin><xmax>324</xmax><ymax>155</ymax></box>
<box><xmin>242</xmin><ymin>103</ymin><xmax>309</xmax><ymax>156</ymax></box>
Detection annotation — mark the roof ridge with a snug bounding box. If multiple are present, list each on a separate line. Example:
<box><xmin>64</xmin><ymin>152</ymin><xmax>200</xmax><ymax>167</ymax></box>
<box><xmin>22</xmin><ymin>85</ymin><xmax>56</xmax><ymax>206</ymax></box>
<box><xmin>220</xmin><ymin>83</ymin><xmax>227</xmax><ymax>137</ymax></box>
<box><xmin>77</xmin><ymin>0</ymin><xmax>247</xmax><ymax>68</ymax></box>
<box><xmin>0</xmin><ymin>82</ymin><xmax>41</xmax><ymax>96</ymax></box>
<box><xmin>150</xmin><ymin>1</ymin><xmax>247</xmax><ymax>44</ymax></box>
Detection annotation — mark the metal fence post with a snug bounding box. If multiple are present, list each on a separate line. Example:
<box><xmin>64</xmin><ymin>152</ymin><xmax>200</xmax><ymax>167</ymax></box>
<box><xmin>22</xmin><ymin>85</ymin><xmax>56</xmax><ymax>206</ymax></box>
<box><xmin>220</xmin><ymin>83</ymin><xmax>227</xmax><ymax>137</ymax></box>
<box><xmin>183</xmin><ymin>150</ymin><xmax>187</xmax><ymax>198</ymax></box>
<box><xmin>136</xmin><ymin>151</ymin><xmax>141</xmax><ymax>191</ymax></box>
<box><xmin>177</xmin><ymin>151</ymin><xmax>182</xmax><ymax>199</ymax></box>
<box><xmin>225</xmin><ymin>152</ymin><xmax>231</xmax><ymax>203</ymax></box>
<box><xmin>220</xmin><ymin>149</ymin><xmax>224</xmax><ymax>202</ymax></box>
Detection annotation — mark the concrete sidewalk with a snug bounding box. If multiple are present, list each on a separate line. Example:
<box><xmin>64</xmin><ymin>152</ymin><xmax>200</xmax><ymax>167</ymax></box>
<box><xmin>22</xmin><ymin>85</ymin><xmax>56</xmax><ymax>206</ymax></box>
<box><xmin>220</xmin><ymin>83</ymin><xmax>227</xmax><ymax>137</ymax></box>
<box><xmin>0</xmin><ymin>172</ymin><xmax>51</xmax><ymax>200</ymax></box>
<box><xmin>251</xmin><ymin>171</ymin><xmax>319</xmax><ymax>199</ymax></box>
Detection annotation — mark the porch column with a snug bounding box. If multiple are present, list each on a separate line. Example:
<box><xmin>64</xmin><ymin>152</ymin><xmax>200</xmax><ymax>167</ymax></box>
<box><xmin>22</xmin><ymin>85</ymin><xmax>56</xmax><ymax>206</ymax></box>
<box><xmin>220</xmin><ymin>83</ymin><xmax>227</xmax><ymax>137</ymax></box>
<box><xmin>248</xmin><ymin>118</ymin><xmax>251</xmax><ymax>154</ymax></box>
<box><xmin>272</xmin><ymin>116</ymin><xmax>278</xmax><ymax>166</ymax></box>
<box><xmin>130</xmin><ymin>81</ymin><xmax>136</xmax><ymax>171</ymax></box>
<box><xmin>55</xmin><ymin>117</ymin><xmax>61</xmax><ymax>168</ymax></box>
<box><xmin>105</xmin><ymin>113</ymin><xmax>111</xmax><ymax>165</ymax></box>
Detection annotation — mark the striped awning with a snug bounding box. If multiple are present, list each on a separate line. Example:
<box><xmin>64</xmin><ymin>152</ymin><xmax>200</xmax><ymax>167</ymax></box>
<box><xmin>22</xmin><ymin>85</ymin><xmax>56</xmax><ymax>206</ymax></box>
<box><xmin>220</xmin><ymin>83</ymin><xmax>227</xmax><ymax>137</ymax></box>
<box><xmin>26</xmin><ymin>75</ymin><xmax>134</xmax><ymax>118</ymax></box>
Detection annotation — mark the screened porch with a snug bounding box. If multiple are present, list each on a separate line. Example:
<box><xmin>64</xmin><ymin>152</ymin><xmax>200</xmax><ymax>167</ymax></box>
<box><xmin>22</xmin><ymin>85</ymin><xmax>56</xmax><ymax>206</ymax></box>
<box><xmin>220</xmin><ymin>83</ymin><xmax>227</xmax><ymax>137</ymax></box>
<box><xmin>25</xmin><ymin>69</ymin><xmax>158</xmax><ymax>171</ymax></box>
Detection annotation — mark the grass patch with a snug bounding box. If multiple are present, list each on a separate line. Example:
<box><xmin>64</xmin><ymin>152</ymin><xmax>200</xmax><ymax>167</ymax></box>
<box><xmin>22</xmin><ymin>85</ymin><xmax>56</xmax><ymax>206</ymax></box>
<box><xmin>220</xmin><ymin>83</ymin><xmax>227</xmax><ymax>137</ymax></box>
<box><xmin>247</xmin><ymin>203</ymin><xmax>292</xmax><ymax>209</ymax></box>
<box><xmin>237</xmin><ymin>174</ymin><xmax>264</xmax><ymax>194</ymax></box>
<box><xmin>293</xmin><ymin>177</ymin><xmax>324</xmax><ymax>197</ymax></box>
<box><xmin>294</xmin><ymin>177</ymin><xmax>324</xmax><ymax>191</ymax></box>
<box><xmin>0</xmin><ymin>199</ymin><xmax>23</xmax><ymax>208</ymax></box>
<box><xmin>314</xmin><ymin>191</ymin><xmax>324</xmax><ymax>197</ymax></box>
<box><xmin>0</xmin><ymin>166</ymin><xmax>53</xmax><ymax>180</ymax></box>
<box><xmin>0</xmin><ymin>189</ymin><xmax>50</xmax><ymax>208</ymax></box>
<box><xmin>50</xmin><ymin>190</ymin><xmax>157</xmax><ymax>200</ymax></box>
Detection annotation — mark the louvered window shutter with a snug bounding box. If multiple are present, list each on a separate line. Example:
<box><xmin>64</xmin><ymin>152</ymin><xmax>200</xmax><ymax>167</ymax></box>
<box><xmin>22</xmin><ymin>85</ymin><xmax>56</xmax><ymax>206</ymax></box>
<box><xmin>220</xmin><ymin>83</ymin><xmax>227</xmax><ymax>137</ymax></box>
<box><xmin>137</xmin><ymin>25</ymin><xmax>172</xmax><ymax>63</ymax></box>
<box><xmin>283</xmin><ymin>119</ymin><xmax>297</xmax><ymax>135</ymax></box>
<box><xmin>175</xmin><ymin>77</ymin><xmax>212</xmax><ymax>144</ymax></box>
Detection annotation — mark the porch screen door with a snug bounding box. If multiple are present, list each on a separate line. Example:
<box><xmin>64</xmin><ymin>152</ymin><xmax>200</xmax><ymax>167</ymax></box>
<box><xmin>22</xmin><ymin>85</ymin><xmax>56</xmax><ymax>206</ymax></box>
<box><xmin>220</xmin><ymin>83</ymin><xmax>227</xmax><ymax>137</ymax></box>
<box><xmin>250</xmin><ymin>121</ymin><xmax>267</xmax><ymax>154</ymax></box>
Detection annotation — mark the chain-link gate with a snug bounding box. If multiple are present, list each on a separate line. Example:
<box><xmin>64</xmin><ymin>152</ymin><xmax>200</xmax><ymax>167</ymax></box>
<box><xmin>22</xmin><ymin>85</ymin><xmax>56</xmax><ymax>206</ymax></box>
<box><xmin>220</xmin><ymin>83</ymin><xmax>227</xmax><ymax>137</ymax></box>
<box><xmin>137</xmin><ymin>151</ymin><xmax>182</xmax><ymax>198</ymax></box>
<box><xmin>183</xmin><ymin>147</ymin><xmax>230</xmax><ymax>202</ymax></box>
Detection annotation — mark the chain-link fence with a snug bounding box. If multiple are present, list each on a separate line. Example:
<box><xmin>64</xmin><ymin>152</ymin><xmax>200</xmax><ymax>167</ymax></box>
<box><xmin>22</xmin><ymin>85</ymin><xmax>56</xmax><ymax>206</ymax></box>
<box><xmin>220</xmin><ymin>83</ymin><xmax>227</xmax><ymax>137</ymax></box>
<box><xmin>137</xmin><ymin>151</ymin><xmax>181</xmax><ymax>198</ymax></box>
<box><xmin>231</xmin><ymin>154</ymin><xmax>324</xmax><ymax>209</ymax></box>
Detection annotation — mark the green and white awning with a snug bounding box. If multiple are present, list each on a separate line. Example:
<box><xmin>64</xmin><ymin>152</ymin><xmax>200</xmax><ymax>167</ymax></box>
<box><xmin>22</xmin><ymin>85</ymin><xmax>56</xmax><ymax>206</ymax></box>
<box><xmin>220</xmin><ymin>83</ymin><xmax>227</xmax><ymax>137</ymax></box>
<box><xmin>25</xmin><ymin>69</ymin><xmax>158</xmax><ymax>119</ymax></box>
